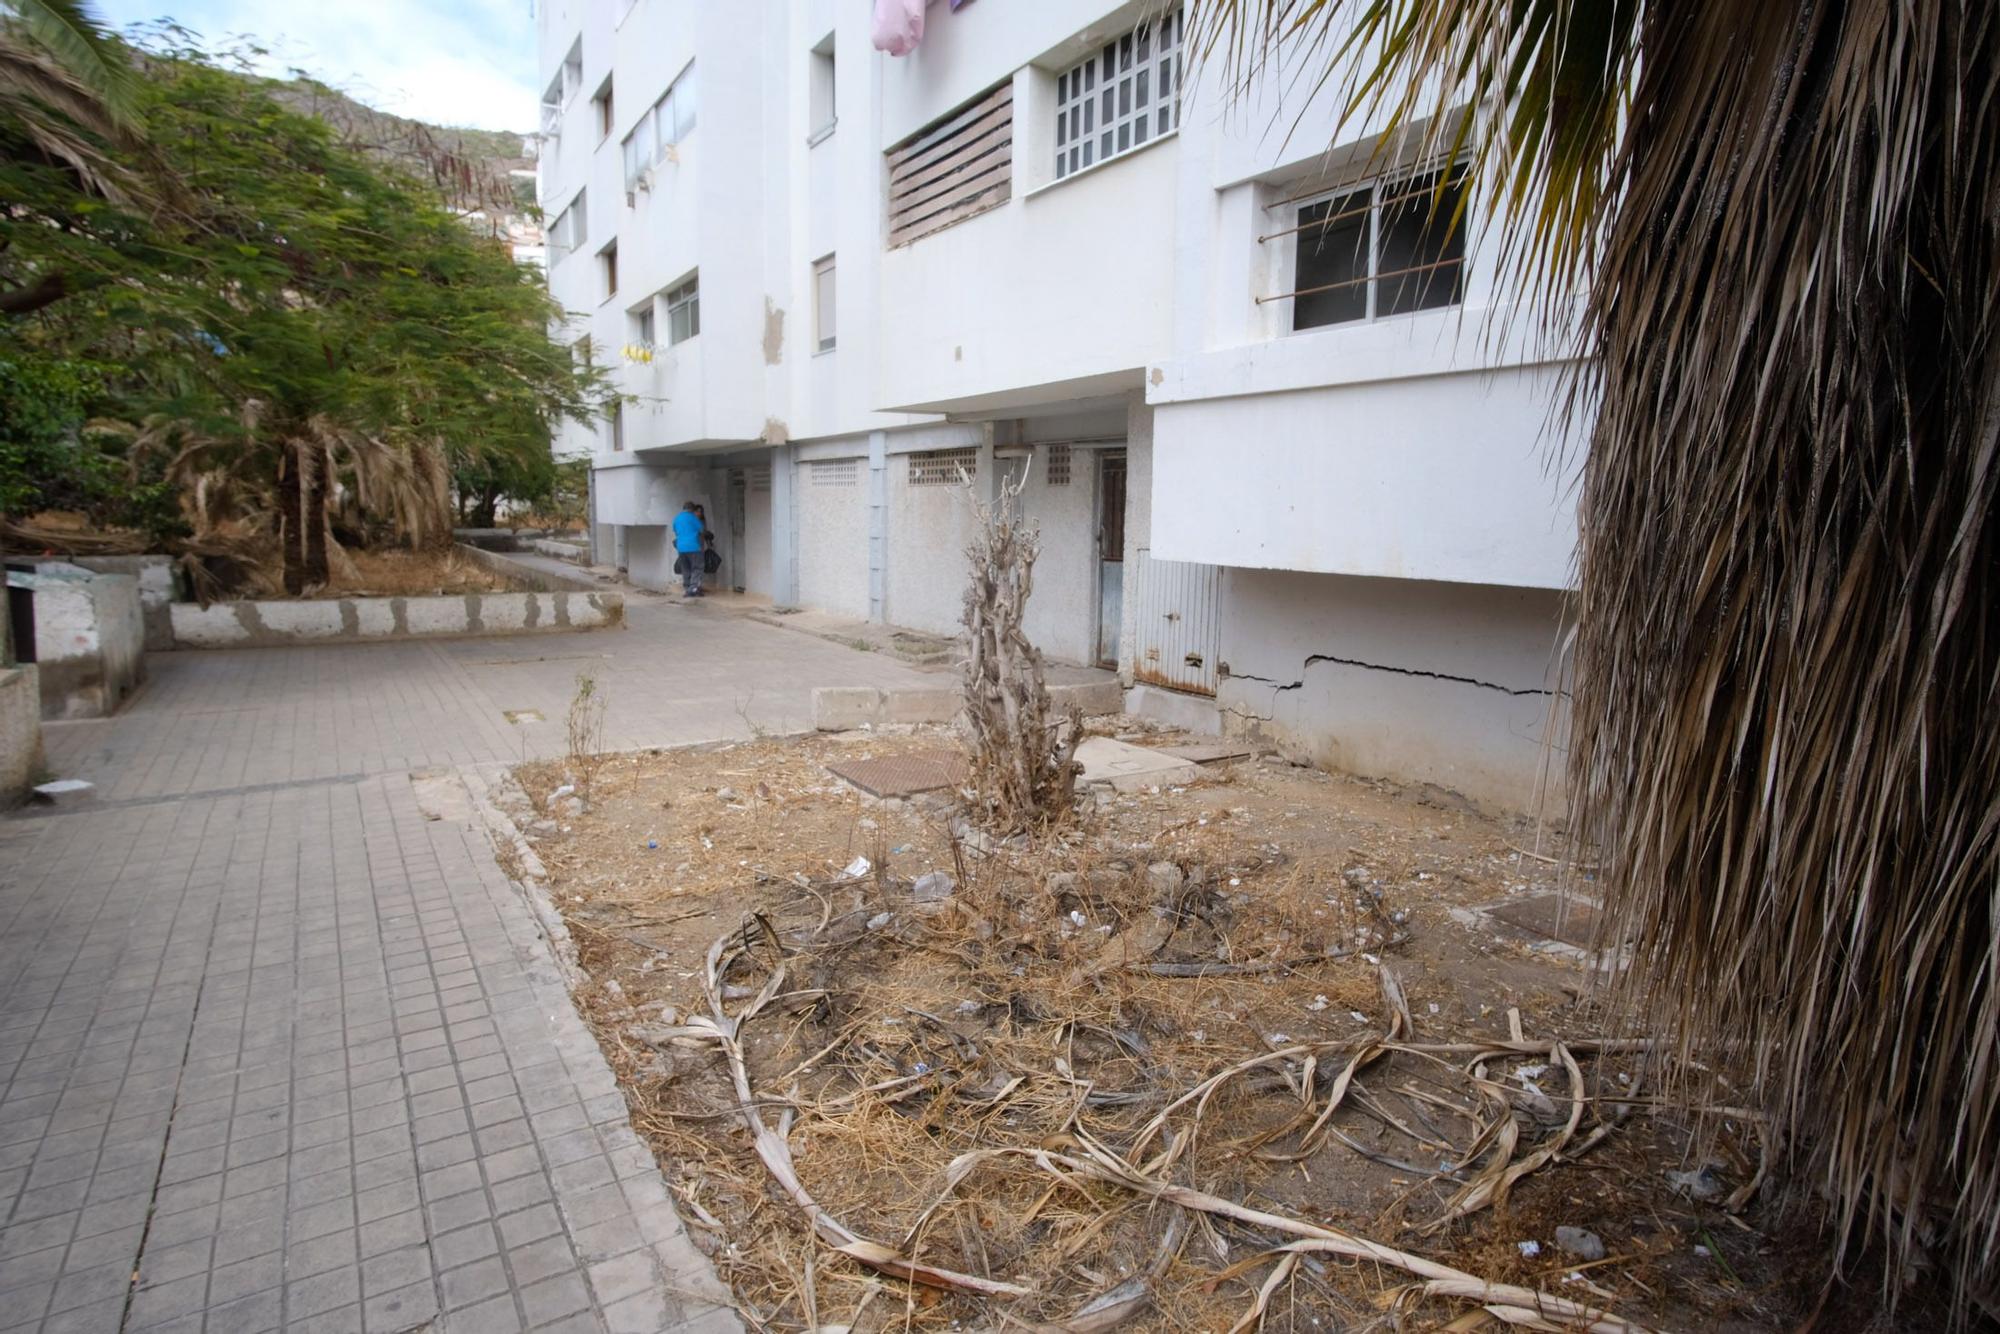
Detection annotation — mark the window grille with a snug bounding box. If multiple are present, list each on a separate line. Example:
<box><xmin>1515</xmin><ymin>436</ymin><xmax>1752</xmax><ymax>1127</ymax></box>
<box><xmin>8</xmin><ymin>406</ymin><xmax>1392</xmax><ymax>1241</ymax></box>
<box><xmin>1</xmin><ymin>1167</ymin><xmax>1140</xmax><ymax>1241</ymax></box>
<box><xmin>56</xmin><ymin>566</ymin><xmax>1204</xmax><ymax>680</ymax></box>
<box><xmin>1055</xmin><ymin>8</ymin><xmax>1181</xmax><ymax>181</ymax></box>
<box><xmin>908</xmin><ymin>448</ymin><xmax>978</xmax><ymax>487</ymax></box>
<box><xmin>749</xmin><ymin>464</ymin><xmax>772</xmax><ymax>494</ymax></box>
<box><xmin>1046</xmin><ymin>444</ymin><xmax>1072</xmax><ymax>486</ymax></box>
<box><xmin>811</xmin><ymin>459</ymin><xmax>858</xmax><ymax>487</ymax></box>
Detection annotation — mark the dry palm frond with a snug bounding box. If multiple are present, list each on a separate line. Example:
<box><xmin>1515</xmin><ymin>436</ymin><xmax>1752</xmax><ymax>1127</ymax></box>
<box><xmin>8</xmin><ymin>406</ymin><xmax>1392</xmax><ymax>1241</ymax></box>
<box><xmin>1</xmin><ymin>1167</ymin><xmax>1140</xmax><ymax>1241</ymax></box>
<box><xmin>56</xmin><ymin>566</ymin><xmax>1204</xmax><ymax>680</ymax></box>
<box><xmin>1188</xmin><ymin>0</ymin><xmax>2000</xmax><ymax>1314</ymax></box>
<box><xmin>0</xmin><ymin>0</ymin><xmax>145</xmax><ymax>204</ymax></box>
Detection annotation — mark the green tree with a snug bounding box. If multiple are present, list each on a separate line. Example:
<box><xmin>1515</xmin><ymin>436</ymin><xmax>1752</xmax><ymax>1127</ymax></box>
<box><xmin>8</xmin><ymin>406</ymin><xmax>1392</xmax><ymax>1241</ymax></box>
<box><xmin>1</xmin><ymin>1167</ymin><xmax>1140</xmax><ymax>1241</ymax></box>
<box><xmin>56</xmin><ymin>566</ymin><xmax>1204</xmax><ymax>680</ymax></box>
<box><xmin>1195</xmin><ymin>0</ymin><xmax>1998</xmax><ymax>1312</ymax></box>
<box><xmin>1</xmin><ymin>42</ymin><xmax>607</xmax><ymax>592</ymax></box>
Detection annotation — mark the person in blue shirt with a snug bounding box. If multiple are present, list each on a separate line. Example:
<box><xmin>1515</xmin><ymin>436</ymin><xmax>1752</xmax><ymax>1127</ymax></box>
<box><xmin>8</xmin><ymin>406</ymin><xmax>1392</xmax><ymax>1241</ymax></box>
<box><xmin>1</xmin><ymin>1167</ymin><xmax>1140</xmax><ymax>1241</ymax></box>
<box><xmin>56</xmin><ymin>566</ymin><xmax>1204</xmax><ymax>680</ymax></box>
<box><xmin>671</xmin><ymin>501</ymin><xmax>706</xmax><ymax>597</ymax></box>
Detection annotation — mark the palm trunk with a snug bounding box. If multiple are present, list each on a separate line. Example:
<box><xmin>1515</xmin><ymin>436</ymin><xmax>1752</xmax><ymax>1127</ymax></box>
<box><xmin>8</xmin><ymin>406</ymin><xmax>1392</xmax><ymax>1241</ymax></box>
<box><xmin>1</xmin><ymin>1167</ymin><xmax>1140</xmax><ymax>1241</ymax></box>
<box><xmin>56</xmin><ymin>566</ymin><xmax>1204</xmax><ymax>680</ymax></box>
<box><xmin>300</xmin><ymin>439</ymin><xmax>329</xmax><ymax>588</ymax></box>
<box><xmin>279</xmin><ymin>440</ymin><xmax>304</xmax><ymax>596</ymax></box>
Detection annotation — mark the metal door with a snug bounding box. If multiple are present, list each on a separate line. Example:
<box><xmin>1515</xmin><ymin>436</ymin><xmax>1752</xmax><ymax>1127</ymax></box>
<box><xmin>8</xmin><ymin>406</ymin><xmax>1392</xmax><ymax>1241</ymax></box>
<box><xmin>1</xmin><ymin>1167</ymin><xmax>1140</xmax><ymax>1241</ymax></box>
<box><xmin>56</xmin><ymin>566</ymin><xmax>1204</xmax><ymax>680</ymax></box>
<box><xmin>1130</xmin><ymin>547</ymin><xmax>1222</xmax><ymax>695</ymax></box>
<box><xmin>726</xmin><ymin>469</ymin><xmax>748</xmax><ymax>593</ymax></box>
<box><xmin>1096</xmin><ymin>451</ymin><xmax>1126</xmax><ymax>667</ymax></box>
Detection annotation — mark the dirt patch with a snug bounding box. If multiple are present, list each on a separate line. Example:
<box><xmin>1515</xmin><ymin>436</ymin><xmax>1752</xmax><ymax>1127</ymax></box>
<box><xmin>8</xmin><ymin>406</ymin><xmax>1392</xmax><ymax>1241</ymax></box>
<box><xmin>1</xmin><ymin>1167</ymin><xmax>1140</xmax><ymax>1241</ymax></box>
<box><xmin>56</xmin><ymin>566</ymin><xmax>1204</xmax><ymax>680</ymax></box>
<box><xmin>283</xmin><ymin>547</ymin><xmax>519</xmax><ymax>599</ymax></box>
<box><xmin>509</xmin><ymin>728</ymin><xmax>1897</xmax><ymax>1332</ymax></box>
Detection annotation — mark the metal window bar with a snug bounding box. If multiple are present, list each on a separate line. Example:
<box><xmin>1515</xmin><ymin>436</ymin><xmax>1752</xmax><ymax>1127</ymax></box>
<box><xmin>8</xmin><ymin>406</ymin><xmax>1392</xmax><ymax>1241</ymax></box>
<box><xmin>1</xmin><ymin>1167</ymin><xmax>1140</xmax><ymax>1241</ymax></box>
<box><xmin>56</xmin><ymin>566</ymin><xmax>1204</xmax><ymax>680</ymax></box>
<box><xmin>1260</xmin><ymin>153</ymin><xmax>1458</xmax><ymax>211</ymax></box>
<box><xmin>1256</xmin><ymin>180</ymin><xmax>1462</xmax><ymax>244</ymax></box>
<box><xmin>1257</xmin><ymin>255</ymin><xmax>1466</xmax><ymax>305</ymax></box>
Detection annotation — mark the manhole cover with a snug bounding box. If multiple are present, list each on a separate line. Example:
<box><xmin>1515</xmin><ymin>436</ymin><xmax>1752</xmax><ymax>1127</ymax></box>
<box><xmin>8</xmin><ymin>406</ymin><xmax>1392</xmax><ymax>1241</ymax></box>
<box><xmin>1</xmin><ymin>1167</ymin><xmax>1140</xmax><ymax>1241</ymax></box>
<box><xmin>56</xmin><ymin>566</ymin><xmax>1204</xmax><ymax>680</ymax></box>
<box><xmin>503</xmin><ymin>709</ymin><xmax>544</xmax><ymax>724</ymax></box>
<box><xmin>826</xmin><ymin>750</ymin><xmax>967</xmax><ymax>798</ymax></box>
<box><xmin>1160</xmin><ymin>742</ymin><xmax>1256</xmax><ymax>765</ymax></box>
<box><xmin>1485</xmin><ymin>893</ymin><xmax>1602</xmax><ymax>949</ymax></box>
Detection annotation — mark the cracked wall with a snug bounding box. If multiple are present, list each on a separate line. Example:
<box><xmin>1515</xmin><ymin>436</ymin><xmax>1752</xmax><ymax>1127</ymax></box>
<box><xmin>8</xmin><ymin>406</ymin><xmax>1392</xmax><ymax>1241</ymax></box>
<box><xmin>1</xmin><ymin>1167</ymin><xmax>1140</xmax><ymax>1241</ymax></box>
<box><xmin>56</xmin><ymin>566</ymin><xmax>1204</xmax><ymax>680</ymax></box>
<box><xmin>1215</xmin><ymin>568</ymin><xmax>1570</xmax><ymax>815</ymax></box>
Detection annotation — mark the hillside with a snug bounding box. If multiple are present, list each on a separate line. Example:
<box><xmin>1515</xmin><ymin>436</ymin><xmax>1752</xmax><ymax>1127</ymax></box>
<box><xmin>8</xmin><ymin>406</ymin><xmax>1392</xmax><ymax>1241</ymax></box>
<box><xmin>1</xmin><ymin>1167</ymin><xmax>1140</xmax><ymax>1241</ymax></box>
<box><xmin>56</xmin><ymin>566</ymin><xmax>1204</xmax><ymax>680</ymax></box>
<box><xmin>275</xmin><ymin>78</ymin><xmax>534</xmax><ymax>220</ymax></box>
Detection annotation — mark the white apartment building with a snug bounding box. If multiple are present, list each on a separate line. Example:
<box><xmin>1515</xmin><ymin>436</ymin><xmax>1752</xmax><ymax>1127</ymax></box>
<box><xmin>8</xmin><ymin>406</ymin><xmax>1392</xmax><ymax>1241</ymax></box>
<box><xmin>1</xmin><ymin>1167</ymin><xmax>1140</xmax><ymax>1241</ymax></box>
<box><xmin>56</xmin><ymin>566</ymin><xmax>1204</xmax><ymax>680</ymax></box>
<box><xmin>535</xmin><ymin>0</ymin><xmax>1580</xmax><ymax>814</ymax></box>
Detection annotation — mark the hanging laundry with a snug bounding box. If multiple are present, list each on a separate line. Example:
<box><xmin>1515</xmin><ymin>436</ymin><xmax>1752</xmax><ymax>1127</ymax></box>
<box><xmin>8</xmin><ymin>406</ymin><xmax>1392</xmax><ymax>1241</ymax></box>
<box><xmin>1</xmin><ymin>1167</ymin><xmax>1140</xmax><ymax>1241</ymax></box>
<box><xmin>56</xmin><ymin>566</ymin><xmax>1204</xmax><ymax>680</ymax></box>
<box><xmin>871</xmin><ymin>0</ymin><xmax>926</xmax><ymax>55</ymax></box>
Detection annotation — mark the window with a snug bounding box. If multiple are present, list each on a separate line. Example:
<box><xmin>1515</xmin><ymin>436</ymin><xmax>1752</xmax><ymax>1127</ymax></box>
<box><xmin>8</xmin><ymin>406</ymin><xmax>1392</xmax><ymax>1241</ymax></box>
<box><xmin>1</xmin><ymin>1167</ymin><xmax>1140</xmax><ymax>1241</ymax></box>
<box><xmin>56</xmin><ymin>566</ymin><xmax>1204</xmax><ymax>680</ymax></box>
<box><xmin>543</xmin><ymin>37</ymin><xmax>581</xmax><ymax>134</ymax></box>
<box><xmin>608</xmin><ymin>400</ymin><xmax>624</xmax><ymax>452</ymax></box>
<box><xmin>623</xmin><ymin>62</ymin><xmax>697</xmax><ymax>191</ymax></box>
<box><xmin>548</xmin><ymin>190</ymin><xmax>587</xmax><ymax>264</ymax></box>
<box><xmin>812</xmin><ymin>255</ymin><xmax>836</xmax><ymax>352</ymax></box>
<box><xmin>599</xmin><ymin>240</ymin><xmax>618</xmax><ymax>299</ymax></box>
<box><xmin>632</xmin><ymin>304</ymin><xmax>655</xmax><ymax>348</ymax></box>
<box><xmin>1290</xmin><ymin>166</ymin><xmax>1468</xmax><ymax>331</ymax></box>
<box><xmin>621</xmin><ymin>114</ymin><xmax>656</xmax><ymax>192</ymax></box>
<box><xmin>885</xmin><ymin>81</ymin><xmax>1013</xmax><ymax>247</ymax></box>
<box><xmin>591</xmin><ymin>77</ymin><xmax>613</xmax><ymax>140</ymax></box>
<box><xmin>908</xmin><ymin>448</ymin><xmax>978</xmax><ymax>486</ymax></box>
<box><xmin>540</xmin><ymin>72</ymin><xmax>564</xmax><ymax>135</ymax></box>
<box><xmin>809</xmin><ymin>34</ymin><xmax>836</xmax><ymax>140</ymax></box>
<box><xmin>665</xmin><ymin>275</ymin><xmax>700</xmax><ymax>345</ymax></box>
<box><xmin>810</xmin><ymin>459</ymin><xmax>857</xmax><ymax>487</ymax></box>
<box><xmin>749</xmin><ymin>464</ymin><xmax>772</xmax><ymax>494</ymax></box>
<box><xmin>1054</xmin><ymin>8</ymin><xmax>1181</xmax><ymax>181</ymax></box>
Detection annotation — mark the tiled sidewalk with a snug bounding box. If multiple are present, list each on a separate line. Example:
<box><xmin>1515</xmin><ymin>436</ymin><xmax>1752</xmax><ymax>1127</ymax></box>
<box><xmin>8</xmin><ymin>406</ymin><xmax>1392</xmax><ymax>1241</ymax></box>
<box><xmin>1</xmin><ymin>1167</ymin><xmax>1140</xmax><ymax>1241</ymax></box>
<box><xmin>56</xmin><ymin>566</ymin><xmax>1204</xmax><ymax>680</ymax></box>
<box><xmin>0</xmin><ymin>598</ymin><xmax>932</xmax><ymax>1332</ymax></box>
<box><xmin>0</xmin><ymin>777</ymin><xmax>733</xmax><ymax>1333</ymax></box>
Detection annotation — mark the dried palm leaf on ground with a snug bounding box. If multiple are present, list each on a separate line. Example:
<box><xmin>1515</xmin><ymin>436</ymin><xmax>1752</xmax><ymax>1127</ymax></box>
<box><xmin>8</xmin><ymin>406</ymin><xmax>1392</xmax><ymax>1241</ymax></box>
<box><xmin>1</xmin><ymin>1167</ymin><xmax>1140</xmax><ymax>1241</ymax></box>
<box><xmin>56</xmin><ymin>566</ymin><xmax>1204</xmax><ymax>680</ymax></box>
<box><xmin>669</xmin><ymin>908</ymin><xmax>1662</xmax><ymax>1331</ymax></box>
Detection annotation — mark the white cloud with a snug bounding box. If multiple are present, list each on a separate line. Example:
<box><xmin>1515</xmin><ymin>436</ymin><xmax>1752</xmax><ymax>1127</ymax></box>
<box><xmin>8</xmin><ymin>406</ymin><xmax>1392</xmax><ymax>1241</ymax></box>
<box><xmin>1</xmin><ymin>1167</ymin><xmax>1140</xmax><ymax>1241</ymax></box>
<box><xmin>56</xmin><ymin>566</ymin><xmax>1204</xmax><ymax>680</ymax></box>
<box><xmin>97</xmin><ymin>0</ymin><xmax>538</xmax><ymax>132</ymax></box>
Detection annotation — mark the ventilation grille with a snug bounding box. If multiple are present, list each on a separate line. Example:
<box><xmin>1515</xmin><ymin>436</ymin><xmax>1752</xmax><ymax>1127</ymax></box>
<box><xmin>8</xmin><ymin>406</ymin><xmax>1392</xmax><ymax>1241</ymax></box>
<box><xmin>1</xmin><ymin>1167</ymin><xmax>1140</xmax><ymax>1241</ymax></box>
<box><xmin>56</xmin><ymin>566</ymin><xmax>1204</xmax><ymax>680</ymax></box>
<box><xmin>749</xmin><ymin>464</ymin><xmax>772</xmax><ymax>494</ymax></box>
<box><xmin>908</xmin><ymin>448</ymin><xmax>979</xmax><ymax>487</ymax></box>
<box><xmin>811</xmin><ymin>459</ymin><xmax>858</xmax><ymax>487</ymax></box>
<box><xmin>1046</xmin><ymin>444</ymin><xmax>1073</xmax><ymax>486</ymax></box>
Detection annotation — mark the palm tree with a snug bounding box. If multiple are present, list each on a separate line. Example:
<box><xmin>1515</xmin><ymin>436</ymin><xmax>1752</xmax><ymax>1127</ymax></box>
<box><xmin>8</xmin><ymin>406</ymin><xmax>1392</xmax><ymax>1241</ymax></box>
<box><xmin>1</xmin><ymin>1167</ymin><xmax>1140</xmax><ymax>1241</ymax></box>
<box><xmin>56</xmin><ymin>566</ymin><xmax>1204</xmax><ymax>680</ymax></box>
<box><xmin>0</xmin><ymin>0</ymin><xmax>146</xmax><ymax>313</ymax></box>
<box><xmin>1192</xmin><ymin>0</ymin><xmax>1998</xmax><ymax>1316</ymax></box>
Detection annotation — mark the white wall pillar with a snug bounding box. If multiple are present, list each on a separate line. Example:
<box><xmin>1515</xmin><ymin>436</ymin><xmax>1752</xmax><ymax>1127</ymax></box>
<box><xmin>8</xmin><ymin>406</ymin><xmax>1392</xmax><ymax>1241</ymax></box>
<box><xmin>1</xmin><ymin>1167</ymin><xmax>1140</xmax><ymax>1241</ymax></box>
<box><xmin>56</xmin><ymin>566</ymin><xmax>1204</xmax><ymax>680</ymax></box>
<box><xmin>867</xmin><ymin>430</ymin><xmax>888</xmax><ymax>622</ymax></box>
<box><xmin>769</xmin><ymin>442</ymin><xmax>800</xmax><ymax>606</ymax></box>
<box><xmin>975</xmin><ymin>425</ymin><xmax>998</xmax><ymax>508</ymax></box>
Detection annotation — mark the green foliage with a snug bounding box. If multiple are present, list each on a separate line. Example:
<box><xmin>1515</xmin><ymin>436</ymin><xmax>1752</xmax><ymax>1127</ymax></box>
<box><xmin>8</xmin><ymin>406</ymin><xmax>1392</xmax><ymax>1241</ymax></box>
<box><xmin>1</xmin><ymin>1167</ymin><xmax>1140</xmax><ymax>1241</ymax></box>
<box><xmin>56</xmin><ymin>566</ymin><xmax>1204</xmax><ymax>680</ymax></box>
<box><xmin>0</xmin><ymin>354</ymin><xmax>179</xmax><ymax>539</ymax></box>
<box><xmin>0</xmin><ymin>28</ymin><xmax>605</xmax><ymax>565</ymax></box>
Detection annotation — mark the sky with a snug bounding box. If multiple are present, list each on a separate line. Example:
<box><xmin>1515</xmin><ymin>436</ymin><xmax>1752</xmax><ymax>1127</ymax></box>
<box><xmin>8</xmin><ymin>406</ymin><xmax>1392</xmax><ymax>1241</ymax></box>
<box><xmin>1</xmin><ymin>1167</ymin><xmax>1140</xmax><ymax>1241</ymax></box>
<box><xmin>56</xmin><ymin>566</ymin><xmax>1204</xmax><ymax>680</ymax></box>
<box><xmin>95</xmin><ymin>0</ymin><xmax>540</xmax><ymax>133</ymax></box>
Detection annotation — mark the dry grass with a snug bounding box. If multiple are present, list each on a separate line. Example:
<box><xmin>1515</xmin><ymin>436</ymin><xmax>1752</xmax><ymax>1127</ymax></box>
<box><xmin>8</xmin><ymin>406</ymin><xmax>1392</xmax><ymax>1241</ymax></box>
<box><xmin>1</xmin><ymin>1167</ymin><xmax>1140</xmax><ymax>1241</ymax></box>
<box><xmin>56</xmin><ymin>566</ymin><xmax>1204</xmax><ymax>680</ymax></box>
<box><xmin>278</xmin><ymin>546</ymin><xmax>517</xmax><ymax>599</ymax></box>
<box><xmin>503</xmin><ymin>731</ymin><xmax>1922</xmax><ymax>1332</ymax></box>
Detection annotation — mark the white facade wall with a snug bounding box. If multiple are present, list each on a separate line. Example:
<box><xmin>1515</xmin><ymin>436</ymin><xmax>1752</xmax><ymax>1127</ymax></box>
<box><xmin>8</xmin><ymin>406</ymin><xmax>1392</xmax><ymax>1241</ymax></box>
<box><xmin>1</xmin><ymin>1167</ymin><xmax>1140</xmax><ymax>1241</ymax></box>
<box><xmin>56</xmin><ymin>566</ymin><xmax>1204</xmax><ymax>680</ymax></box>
<box><xmin>795</xmin><ymin>452</ymin><xmax>871</xmax><ymax>619</ymax></box>
<box><xmin>1215</xmin><ymin>570</ymin><xmax>1569</xmax><ymax>814</ymax></box>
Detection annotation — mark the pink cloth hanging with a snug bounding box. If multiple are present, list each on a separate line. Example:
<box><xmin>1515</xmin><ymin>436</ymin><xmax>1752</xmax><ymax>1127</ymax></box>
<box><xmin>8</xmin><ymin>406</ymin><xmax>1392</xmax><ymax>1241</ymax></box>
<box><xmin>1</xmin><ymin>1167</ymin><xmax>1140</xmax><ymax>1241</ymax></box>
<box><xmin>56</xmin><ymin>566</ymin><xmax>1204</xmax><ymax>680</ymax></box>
<box><xmin>871</xmin><ymin>0</ymin><xmax>927</xmax><ymax>56</ymax></box>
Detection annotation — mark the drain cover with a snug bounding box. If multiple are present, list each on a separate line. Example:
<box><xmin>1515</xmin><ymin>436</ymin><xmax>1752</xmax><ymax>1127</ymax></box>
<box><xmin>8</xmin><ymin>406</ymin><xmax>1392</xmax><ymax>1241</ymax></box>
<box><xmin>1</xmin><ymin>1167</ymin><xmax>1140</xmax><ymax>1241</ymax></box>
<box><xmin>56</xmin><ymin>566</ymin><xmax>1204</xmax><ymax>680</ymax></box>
<box><xmin>826</xmin><ymin>750</ymin><xmax>967</xmax><ymax>798</ymax></box>
<box><xmin>1485</xmin><ymin>894</ymin><xmax>1602</xmax><ymax>949</ymax></box>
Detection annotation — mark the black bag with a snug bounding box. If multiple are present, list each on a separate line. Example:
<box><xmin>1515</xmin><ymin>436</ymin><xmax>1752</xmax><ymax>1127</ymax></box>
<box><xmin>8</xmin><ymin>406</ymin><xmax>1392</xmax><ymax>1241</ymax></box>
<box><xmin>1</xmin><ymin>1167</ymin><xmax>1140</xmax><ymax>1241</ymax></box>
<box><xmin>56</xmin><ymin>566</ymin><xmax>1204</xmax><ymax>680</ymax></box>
<box><xmin>703</xmin><ymin>547</ymin><xmax>722</xmax><ymax>574</ymax></box>
<box><xmin>673</xmin><ymin>552</ymin><xmax>689</xmax><ymax>575</ymax></box>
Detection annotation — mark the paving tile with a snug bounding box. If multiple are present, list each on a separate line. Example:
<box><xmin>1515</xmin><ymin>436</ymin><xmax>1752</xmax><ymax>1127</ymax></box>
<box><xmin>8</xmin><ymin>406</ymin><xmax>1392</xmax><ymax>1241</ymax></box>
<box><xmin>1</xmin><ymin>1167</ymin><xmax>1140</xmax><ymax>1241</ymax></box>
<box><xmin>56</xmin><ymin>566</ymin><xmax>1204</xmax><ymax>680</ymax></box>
<box><xmin>440</xmin><ymin>1255</ymin><xmax>511</xmax><ymax>1310</ymax></box>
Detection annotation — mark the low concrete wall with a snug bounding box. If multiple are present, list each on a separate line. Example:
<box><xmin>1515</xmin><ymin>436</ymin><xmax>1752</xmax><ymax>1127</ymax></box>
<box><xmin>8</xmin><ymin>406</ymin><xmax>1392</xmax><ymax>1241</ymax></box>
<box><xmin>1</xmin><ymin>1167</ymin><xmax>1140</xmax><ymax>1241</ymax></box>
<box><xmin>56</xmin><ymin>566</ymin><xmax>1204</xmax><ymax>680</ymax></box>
<box><xmin>170</xmin><ymin>589</ymin><xmax>623</xmax><ymax>649</ymax></box>
<box><xmin>0</xmin><ymin>666</ymin><xmax>43</xmax><ymax>806</ymax></box>
<box><xmin>1213</xmin><ymin>568</ymin><xmax>1569</xmax><ymax>817</ymax></box>
<box><xmin>454</xmin><ymin>528</ymin><xmax>541</xmax><ymax>552</ymax></box>
<box><xmin>813</xmin><ymin>678</ymin><xmax>1124</xmax><ymax>730</ymax></box>
<box><xmin>456</xmin><ymin>544</ymin><xmax>600</xmax><ymax>593</ymax></box>
<box><xmin>12</xmin><ymin>563</ymin><xmax>146</xmax><ymax>719</ymax></box>
<box><xmin>529</xmin><ymin>539</ymin><xmax>590</xmax><ymax>564</ymax></box>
